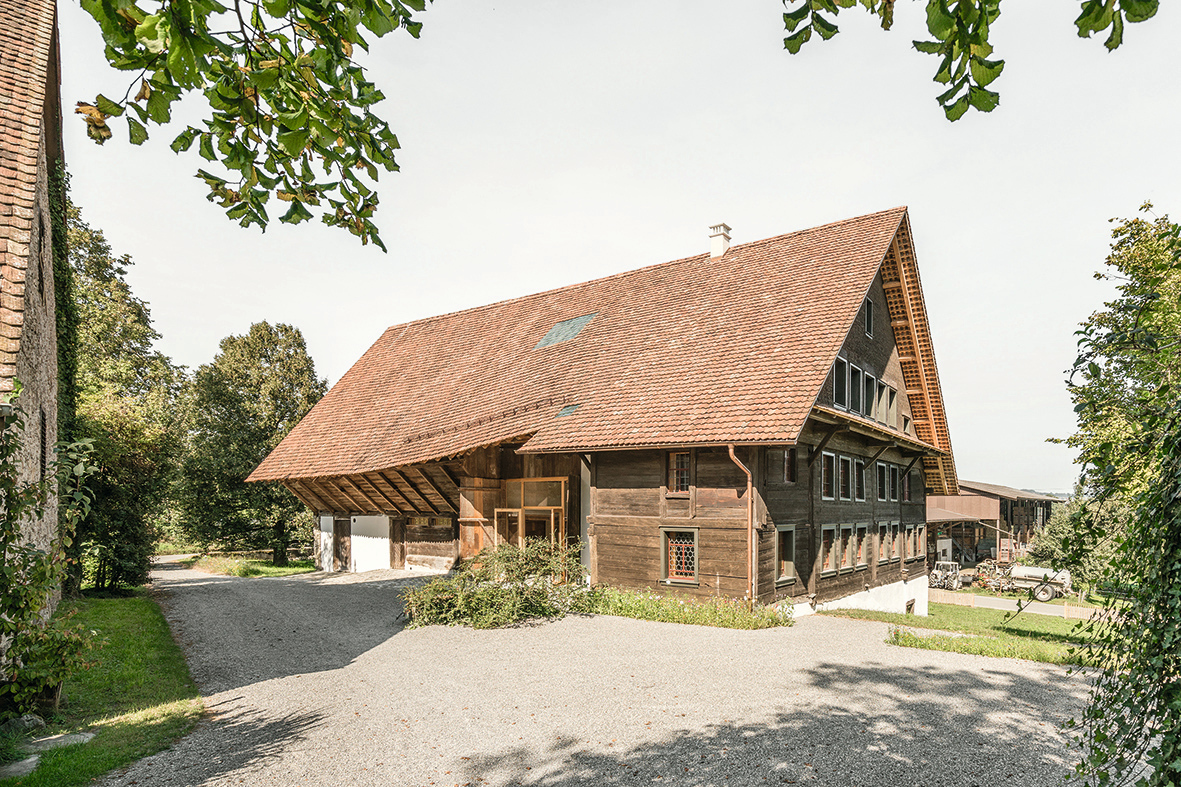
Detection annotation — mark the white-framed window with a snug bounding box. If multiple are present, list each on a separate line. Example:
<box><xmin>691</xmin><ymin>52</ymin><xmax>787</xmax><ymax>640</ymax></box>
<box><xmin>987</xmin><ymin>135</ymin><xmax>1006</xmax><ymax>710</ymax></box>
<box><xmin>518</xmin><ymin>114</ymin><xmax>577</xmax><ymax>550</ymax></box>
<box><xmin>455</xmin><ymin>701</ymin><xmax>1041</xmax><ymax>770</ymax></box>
<box><xmin>821</xmin><ymin>525</ymin><xmax>838</xmax><ymax>575</ymax></box>
<box><xmin>902</xmin><ymin>414</ymin><xmax>911</xmax><ymax>434</ymax></box>
<box><xmin>838</xmin><ymin>456</ymin><xmax>852</xmax><ymax>501</ymax></box>
<box><xmin>878</xmin><ymin>523</ymin><xmax>889</xmax><ymax>563</ymax></box>
<box><xmin>775</xmin><ymin>525</ymin><xmax>796</xmax><ymax>584</ymax></box>
<box><xmin>850</xmin><ymin>365</ymin><xmax>863</xmax><ymax>414</ymax></box>
<box><xmin>855</xmin><ymin>524</ymin><xmax>868</xmax><ymax>567</ymax></box>
<box><xmin>821</xmin><ymin>452</ymin><xmax>836</xmax><ymax>500</ymax></box>
<box><xmin>877</xmin><ymin>462</ymin><xmax>888</xmax><ymax>502</ymax></box>
<box><xmin>834</xmin><ymin>358</ymin><xmax>848</xmax><ymax>409</ymax></box>
<box><xmin>864</xmin><ymin>373</ymin><xmax>876</xmax><ymax>418</ymax></box>
<box><xmin>890</xmin><ymin>466</ymin><xmax>900</xmax><ymax>502</ymax></box>
<box><xmin>840</xmin><ymin>525</ymin><xmax>854</xmax><ymax>570</ymax></box>
<box><xmin>662</xmin><ymin>527</ymin><xmax>698</xmax><ymax>583</ymax></box>
<box><xmin>865</xmin><ymin>297</ymin><xmax>874</xmax><ymax>338</ymax></box>
<box><xmin>887</xmin><ymin>387</ymin><xmax>898</xmax><ymax>427</ymax></box>
<box><xmin>876</xmin><ymin>381</ymin><xmax>888</xmax><ymax>422</ymax></box>
<box><xmin>854</xmin><ymin>459</ymin><xmax>866</xmax><ymax>501</ymax></box>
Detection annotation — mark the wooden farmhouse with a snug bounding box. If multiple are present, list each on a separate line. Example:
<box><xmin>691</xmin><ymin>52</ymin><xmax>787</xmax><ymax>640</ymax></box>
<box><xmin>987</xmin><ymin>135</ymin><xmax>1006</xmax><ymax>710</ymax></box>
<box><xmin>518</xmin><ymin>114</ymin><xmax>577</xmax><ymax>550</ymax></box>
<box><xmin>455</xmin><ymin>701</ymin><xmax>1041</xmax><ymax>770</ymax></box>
<box><xmin>928</xmin><ymin>480</ymin><xmax>1059</xmax><ymax>564</ymax></box>
<box><xmin>0</xmin><ymin>0</ymin><xmax>63</xmax><ymax>555</ymax></box>
<box><xmin>249</xmin><ymin>207</ymin><xmax>958</xmax><ymax>614</ymax></box>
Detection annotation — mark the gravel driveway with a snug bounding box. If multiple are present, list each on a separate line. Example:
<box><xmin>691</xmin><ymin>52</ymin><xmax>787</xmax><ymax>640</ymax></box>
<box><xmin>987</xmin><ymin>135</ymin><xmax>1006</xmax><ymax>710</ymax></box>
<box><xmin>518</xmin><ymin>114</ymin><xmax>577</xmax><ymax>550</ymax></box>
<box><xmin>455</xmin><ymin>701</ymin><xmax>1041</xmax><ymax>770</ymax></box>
<box><xmin>102</xmin><ymin>558</ymin><xmax>1089</xmax><ymax>787</ymax></box>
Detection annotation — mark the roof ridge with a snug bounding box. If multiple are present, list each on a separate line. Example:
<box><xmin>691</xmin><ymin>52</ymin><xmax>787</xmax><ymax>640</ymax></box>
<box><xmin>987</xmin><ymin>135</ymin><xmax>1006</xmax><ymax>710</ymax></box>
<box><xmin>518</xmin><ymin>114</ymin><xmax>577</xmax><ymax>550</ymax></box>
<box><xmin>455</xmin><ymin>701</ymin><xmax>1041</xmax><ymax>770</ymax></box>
<box><xmin>380</xmin><ymin>206</ymin><xmax>910</xmax><ymax>337</ymax></box>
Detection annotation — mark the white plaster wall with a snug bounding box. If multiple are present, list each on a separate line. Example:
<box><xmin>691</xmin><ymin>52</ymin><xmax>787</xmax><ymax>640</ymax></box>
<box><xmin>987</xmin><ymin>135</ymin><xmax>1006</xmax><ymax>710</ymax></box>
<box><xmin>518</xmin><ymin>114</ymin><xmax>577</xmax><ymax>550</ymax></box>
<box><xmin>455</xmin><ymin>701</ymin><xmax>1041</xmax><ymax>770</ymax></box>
<box><xmin>792</xmin><ymin>577</ymin><xmax>929</xmax><ymax>618</ymax></box>
<box><xmin>350</xmin><ymin>515</ymin><xmax>390</xmax><ymax>573</ymax></box>
<box><xmin>318</xmin><ymin>516</ymin><xmax>334</xmax><ymax>571</ymax></box>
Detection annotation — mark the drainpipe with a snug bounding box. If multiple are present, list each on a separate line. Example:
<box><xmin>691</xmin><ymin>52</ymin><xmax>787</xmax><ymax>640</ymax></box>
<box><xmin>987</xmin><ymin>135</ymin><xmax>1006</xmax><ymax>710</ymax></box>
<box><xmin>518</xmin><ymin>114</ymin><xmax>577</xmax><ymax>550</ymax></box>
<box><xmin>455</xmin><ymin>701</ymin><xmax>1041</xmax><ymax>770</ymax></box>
<box><xmin>728</xmin><ymin>445</ymin><xmax>755</xmax><ymax>607</ymax></box>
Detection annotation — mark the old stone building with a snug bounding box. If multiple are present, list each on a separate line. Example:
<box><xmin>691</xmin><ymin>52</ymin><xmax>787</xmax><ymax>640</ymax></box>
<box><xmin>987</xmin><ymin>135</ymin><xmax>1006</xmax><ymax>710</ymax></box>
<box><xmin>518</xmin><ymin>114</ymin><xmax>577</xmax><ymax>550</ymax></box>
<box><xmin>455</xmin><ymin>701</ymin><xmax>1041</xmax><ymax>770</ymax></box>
<box><xmin>1</xmin><ymin>0</ymin><xmax>64</xmax><ymax>550</ymax></box>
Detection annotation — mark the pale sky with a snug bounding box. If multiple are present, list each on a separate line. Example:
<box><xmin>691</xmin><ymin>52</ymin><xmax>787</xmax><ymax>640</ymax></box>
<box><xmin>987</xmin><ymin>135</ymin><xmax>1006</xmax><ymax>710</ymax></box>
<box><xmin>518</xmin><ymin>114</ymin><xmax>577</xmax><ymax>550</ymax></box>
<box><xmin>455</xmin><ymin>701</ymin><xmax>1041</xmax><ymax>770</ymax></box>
<box><xmin>56</xmin><ymin>2</ymin><xmax>1181</xmax><ymax>494</ymax></box>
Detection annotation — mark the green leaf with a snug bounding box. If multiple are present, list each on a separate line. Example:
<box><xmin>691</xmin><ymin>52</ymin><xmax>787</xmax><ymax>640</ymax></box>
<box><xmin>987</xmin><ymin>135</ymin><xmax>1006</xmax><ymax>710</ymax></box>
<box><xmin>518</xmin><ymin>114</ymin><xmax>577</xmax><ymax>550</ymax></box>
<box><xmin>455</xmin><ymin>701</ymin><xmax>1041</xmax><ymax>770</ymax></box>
<box><xmin>134</xmin><ymin>14</ymin><xmax>168</xmax><ymax>54</ymax></box>
<box><xmin>1120</xmin><ymin>0</ymin><xmax>1158</xmax><ymax>23</ymax></box>
<box><xmin>127</xmin><ymin>117</ymin><xmax>149</xmax><ymax>145</ymax></box>
<box><xmin>95</xmin><ymin>94</ymin><xmax>124</xmax><ymax>117</ymax></box>
<box><xmin>913</xmin><ymin>39</ymin><xmax>943</xmax><ymax>54</ymax></box>
<box><xmin>943</xmin><ymin>94</ymin><xmax>970</xmax><ymax>121</ymax></box>
<box><xmin>783</xmin><ymin>27</ymin><xmax>812</xmax><ymax>54</ymax></box>
<box><xmin>812</xmin><ymin>13</ymin><xmax>840</xmax><ymax>39</ymax></box>
<box><xmin>170</xmin><ymin>127</ymin><xmax>200</xmax><ymax>153</ymax></box>
<box><xmin>277</xmin><ymin>128</ymin><xmax>311</xmax><ymax>157</ymax></box>
<box><xmin>198</xmin><ymin>132</ymin><xmax>217</xmax><ymax>162</ymax></box>
<box><xmin>967</xmin><ymin>84</ymin><xmax>999</xmax><ymax>112</ymax></box>
<box><xmin>968</xmin><ymin>55</ymin><xmax>1004</xmax><ymax>87</ymax></box>
<box><xmin>1105</xmin><ymin>11</ymin><xmax>1124</xmax><ymax>49</ymax></box>
<box><xmin>280</xmin><ymin>199</ymin><xmax>315</xmax><ymax>224</ymax></box>
<box><xmin>925</xmin><ymin>0</ymin><xmax>957</xmax><ymax>39</ymax></box>
<box><xmin>783</xmin><ymin>3</ymin><xmax>811</xmax><ymax>32</ymax></box>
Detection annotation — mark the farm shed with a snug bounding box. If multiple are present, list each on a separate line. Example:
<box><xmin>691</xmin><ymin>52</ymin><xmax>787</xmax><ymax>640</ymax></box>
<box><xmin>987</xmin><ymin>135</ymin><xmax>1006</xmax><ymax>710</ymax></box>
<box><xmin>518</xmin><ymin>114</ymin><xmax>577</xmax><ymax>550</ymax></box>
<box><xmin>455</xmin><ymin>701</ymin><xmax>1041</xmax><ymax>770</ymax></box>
<box><xmin>249</xmin><ymin>207</ymin><xmax>958</xmax><ymax>614</ymax></box>
<box><xmin>928</xmin><ymin>480</ymin><xmax>1060</xmax><ymax>563</ymax></box>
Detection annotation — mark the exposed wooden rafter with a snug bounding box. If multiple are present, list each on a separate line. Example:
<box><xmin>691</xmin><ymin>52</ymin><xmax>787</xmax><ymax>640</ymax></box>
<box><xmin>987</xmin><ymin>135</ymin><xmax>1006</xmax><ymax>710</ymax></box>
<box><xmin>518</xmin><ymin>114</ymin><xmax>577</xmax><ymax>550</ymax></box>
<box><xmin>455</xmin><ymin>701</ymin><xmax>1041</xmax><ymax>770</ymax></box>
<box><xmin>375</xmin><ymin>470</ymin><xmax>428</xmax><ymax>516</ymax></box>
<box><xmin>387</xmin><ymin>467</ymin><xmax>440</xmax><ymax>515</ymax></box>
<box><xmin>412</xmin><ymin>467</ymin><xmax>458</xmax><ymax>514</ymax></box>
<box><xmin>356</xmin><ymin>474</ymin><xmax>404</xmax><ymax>515</ymax></box>
<box><xmin>341</xmin><ymin>476</ymin><xmax>384</xmax><ymax>513</ymax></box>
<box><xmin>808</xmin><ymin>425</ymin><xmax>848</xmax><ymax>465</ymax></box>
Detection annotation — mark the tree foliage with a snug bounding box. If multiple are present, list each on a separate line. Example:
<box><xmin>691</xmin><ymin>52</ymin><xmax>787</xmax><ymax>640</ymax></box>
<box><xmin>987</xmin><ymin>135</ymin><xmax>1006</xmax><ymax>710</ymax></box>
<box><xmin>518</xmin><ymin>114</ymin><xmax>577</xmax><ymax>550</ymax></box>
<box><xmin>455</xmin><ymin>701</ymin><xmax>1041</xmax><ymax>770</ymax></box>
<box><xmin>68</xmin><ymin>203</ymin><xmax>187</xmax><ymax>592</ymax></box>
<box><xmin>1027</xmin><ymin>483</ymin><xmax>1126</xmax><ymax>586</ymax></box>
<box><xmin>177</xmin><ymin>321</ymin><xmax>325</xmax><ymax>564</ymax></box>
<box><xmin>780</xmin><ymin>0</ymin><xmax>1160</xmax><ymax>120</ymax></box>
<box><xmin>1066</xmin><ymin>205</ymin><xmax>1181</xmax><ymax>786</ymax></box>
<box><xmin>77</xmin><ymin>0</ymin><xmax>431</xmax><ymax>250</ymax></box>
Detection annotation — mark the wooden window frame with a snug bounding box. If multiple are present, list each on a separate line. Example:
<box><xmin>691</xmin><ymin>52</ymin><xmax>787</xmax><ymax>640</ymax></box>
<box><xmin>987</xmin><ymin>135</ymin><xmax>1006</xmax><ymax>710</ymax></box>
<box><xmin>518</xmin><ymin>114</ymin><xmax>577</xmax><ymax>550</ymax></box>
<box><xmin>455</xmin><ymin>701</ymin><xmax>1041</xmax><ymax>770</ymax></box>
<box><xmin>661</xmin><ymin>527</ymin><xmax>699</xmax><ymax>585</ymax></box>
<box><xmin>834</xmin><ymin>358</ymin><xmax>848</xmax><ymax>409</ymax></box>
<box><xmin>865</xmin><ymin>296</ymin><xmax>874</xmax><ymax>338</ymax></box>
<box><xmin>876</xmin><ymin>462</ymin><xmax>888</xmax><ymax>502</ymax></box>
<box><xmin>838</xmin><ymin>455</ymin><xmax>852</xmax><ymax>501</ymax></box>
<box><xmin>876</xmin><ymin>381</ymin><xmax>888</xmax><ymax>423</ymax></box>
<box><xmin>890</xmin><ymin>522</ymin><xmax>901</xmax><ymax>563</ymax></box>
<box><xmin>905</xmin><ymin>524</ymin><xmax>917</xmax><ymax>562</ymax></box>
<box><xmin>902</xmin><ymin>471</ymin><xmax>912</xmax><ymax>503</ymax></box>
<box><xmin>821</xmin><ymin>452</ymin><xmax>836</xmax><ymax>500</ymax></box>
<box><xmin>839</xmin><ymin>525</ymin><xmax>855</xmax><ymax>572</ymax></box>
<box><xmin>666</xmin><ymin>450</ymin><xmax>692</xmax><ymax>498</ymax></box>
<box><xmin>902</xmin><ymin>414</ymin><xmax>911</xmax><ymax>434</ymax></box>
<box><xmin>890</xmin><ymin>465</ymin><xmax>900</xmax><ymax>502</ymax></box>
<box><xmin>887</xmin><ymin>386</ymin><xmax>898</xmax><ymax>428</ymax></box>
<box><xmin>855</xmin><ymin>524</ymin><xmax>869</xmax><ymax>568</ymax></box>
<box><xmin>775</xmin><ymin>525</ymin><xmax>796</xmax><ymax>585</ymax></box>
<box><xmin>849</xmin><ymin>365</ymin><xmax>863</xmax><ymax>414</ymax></box>
<box><xmin>785</xmin><ymin>447</ymin><xmax>798</xmax><ymax>484</ymax></box>
<box><xmin>864</xmin><ymin>373</ymin><xmax>876</xmax><ymax>419</ymax></box>
<box><xmin>820</xmin><ymin>525</ymin><xmax>838</xmax><ymax>576</ymax></box>
<box><xmin>877</xmin><ymin>523</ymin><xmax>889</xmax><ymax>564</ymax></box>
<box><xmin>854</xmin><ymin>459</ymin><xmax>866</xmax><ymax>501</ymax></box>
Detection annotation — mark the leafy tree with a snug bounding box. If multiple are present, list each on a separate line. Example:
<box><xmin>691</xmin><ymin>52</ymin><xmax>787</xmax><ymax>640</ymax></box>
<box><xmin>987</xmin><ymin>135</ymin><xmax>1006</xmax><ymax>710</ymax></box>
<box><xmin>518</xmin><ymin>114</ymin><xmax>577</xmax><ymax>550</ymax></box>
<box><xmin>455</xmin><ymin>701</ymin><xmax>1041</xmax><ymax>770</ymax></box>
<box><xmin>781</xmin><ymin>0</ymin><xmax>1160</xmax><ymax>119</ymax></box>
<box><xmin>67</xmin><ymin>203</ymin><xmax>187</xmax><ymax>592</ymax></box>
<box><xmin>76</xmin><ymin>0</ymin><xmax>430</xmax><ymax>250</ymax></box>
<box><xmin>1026</xmin><ymin>483</ymin><xmax>1126</xmax><ymax>587</ymax></box>
<box><xmin>1065</xmin><ymin>205</ymin><xmax>1181</xmax><ymax>786</ymax></box>
<box><xmin>178</xmin><ymin>321</ymin><xmax>325</xmax><ymax>564</ymax></box>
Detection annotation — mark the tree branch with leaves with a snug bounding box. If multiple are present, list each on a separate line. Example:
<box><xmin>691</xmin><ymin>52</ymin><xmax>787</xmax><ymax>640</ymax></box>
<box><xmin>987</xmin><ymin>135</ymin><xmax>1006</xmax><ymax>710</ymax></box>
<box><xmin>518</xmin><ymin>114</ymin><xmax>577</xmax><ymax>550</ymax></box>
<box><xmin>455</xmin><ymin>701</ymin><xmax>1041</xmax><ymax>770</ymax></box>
<box><xmin>76</xmin><ymin>0</ymin><xmax>430</xmax><ymax>251</ymax></box>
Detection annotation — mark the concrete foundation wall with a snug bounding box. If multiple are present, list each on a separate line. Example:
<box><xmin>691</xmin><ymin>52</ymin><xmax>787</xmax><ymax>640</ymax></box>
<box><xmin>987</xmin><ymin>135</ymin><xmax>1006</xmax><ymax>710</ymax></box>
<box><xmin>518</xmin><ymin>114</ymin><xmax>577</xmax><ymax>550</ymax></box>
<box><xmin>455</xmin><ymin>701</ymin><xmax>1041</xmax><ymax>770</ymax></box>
<box><xmin>793</xmin><ymin>576</ymin><xmax>929</xmax><ymax>618</ymax></box>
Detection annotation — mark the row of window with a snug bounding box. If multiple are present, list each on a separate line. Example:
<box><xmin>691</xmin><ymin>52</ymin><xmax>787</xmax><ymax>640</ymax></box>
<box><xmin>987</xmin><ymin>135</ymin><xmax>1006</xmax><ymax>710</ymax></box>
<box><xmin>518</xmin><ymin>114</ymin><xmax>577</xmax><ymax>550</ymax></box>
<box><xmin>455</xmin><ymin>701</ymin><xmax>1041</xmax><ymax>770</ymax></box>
<box><xmin>818</xmin><ymin>522</ymin><xmax>925</xmax><ymax>577</ymax></box>
<box><xmin>833</xmin><ymin>357</ymin><xmax>907</xmax><ymax>432</ymax></box>
<box><xmin>661</xmin><ymin>522</ymin><xmax>926</xmax><ymax>586</ymax></box>
<box><xmin>819</xmin><ymin>453</ymin><xmax>917</xmax><ymax>502</ymax></box>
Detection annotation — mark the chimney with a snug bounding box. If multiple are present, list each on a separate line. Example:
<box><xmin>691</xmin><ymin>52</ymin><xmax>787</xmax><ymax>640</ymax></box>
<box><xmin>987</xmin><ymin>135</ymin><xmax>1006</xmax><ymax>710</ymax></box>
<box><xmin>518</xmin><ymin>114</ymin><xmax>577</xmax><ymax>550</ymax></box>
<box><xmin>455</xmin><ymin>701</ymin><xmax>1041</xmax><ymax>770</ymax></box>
<box><xmin>709</xmin><ymin>222</ymin><xmax>731</xmax><ymax>258</ymax></box>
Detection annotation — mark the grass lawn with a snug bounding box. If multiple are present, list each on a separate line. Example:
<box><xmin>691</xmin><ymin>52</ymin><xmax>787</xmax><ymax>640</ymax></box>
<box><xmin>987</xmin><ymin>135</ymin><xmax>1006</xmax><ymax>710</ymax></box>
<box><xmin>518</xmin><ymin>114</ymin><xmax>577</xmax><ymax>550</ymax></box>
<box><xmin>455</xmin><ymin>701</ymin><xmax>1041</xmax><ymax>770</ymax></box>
<box><xmin>0</xmin><ymin>591</ymin><xmax>203</xmax><ymax>787</ymax></box>
<box><xmin>182</xmin><ymin>555</ymin><xmax>316</xmax><ymax>577</ymax></box>
<box><xmin>953</xmin><ymin>584</ymin><xmax>1105</xmax><ymax>608</ymax></box>
<box><xmin>821</xmin><ymin>602</ymin><xmax>1093</xmax><ymax>664</ymax></box>
<box><xmin>589</xmin><ymin>587</ymin><xmax>793</xmax><ymax>629</ymax></box>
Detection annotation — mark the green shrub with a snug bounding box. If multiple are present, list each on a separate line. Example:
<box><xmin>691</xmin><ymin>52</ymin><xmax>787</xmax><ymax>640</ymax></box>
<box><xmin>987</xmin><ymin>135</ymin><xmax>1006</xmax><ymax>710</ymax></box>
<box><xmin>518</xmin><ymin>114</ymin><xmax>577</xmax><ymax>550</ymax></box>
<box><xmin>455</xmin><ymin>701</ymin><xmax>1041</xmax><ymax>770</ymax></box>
<box><xmin>588</xmin><ymin>586</ymin><xmax>793</xmax><ymax>629</ymax></box>
<box><xmin>403</xmin><ymin>539</ymin><xmax>593</xmax><ymax>629</ymax></box>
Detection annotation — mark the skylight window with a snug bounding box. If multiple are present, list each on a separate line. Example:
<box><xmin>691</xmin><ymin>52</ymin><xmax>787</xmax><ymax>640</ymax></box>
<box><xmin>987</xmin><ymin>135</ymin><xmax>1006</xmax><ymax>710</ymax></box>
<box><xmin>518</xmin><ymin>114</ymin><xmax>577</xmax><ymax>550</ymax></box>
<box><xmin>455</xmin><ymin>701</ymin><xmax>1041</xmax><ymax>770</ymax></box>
<box><xmin>535</xmin><ymin>313</ymin><xmax>596</xmax><ymax>349</ymax></box>
<box><xmin>556</xmin><ymin>404</ymin><xmax>581</xmax><ymax>417</ymax></box>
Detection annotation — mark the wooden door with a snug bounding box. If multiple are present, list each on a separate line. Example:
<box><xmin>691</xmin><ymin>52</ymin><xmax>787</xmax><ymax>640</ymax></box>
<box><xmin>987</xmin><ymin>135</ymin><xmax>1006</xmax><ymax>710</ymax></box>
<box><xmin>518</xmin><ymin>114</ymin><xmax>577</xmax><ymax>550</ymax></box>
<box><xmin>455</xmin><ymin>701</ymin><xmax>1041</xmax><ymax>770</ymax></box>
<box><xmin>333</xmin><ymin>518</ymin><xmax>351</xmax><ymax>572</ymax></box>
<box><xmin>390</xmin><ymin>517</ymin><xmax>406</xmax><ymax>569</ymax></box>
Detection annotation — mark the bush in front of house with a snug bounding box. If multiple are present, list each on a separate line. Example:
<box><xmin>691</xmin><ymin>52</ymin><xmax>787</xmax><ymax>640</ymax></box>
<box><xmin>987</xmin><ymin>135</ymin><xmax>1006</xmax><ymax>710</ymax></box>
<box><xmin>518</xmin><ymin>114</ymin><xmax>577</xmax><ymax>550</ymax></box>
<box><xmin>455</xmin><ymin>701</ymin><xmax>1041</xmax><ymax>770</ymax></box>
<box><xmin>403</xmin><ymin>539</ymin><xmax>593</xmax><ymax>629</ymax></box>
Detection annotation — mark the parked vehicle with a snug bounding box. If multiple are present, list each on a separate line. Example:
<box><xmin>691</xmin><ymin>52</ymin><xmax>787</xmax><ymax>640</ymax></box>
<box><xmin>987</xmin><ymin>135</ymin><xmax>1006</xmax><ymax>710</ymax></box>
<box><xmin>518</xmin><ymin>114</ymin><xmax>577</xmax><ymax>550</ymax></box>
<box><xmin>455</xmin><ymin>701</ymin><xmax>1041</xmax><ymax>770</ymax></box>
<box><xmin>929</xmin><ymin>561</ymin><xmax>962</xmax><ymax>590</ymax></box>
<box><xmin>1009</xmin><ymin>565</ymin><xmax>1072</xmax><ymax>602</ymax></box>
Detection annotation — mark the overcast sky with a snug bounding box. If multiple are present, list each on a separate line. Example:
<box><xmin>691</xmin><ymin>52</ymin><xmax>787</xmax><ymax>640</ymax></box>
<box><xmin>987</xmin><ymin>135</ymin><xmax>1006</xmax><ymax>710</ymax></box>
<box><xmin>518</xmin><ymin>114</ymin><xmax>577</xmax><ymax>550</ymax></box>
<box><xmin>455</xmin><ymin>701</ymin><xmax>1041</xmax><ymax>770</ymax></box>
<box><xmin>56</xmin><ymin>2</ymin><xmax>1181</xmax><ymax>494</ymax></box>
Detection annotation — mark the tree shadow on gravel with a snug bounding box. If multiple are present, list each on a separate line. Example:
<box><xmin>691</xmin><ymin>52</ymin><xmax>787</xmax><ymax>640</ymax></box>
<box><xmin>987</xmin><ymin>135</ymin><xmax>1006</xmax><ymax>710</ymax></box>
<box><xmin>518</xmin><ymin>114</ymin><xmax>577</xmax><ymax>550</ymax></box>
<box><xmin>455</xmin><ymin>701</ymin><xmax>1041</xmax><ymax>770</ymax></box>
<box><xmin>106</xmin><ymin>705</ymin><xmax>326</xmax><ymax>786</ymax></box>
<box><xmin>451</xmin><ymin>662</ymin><xmax>1086</xmax><ymax>787</ymax></box>
<box><xmin>150</xmin><ymin>559</ymin><xmax>435</xmax><ymax>692</ymax></box>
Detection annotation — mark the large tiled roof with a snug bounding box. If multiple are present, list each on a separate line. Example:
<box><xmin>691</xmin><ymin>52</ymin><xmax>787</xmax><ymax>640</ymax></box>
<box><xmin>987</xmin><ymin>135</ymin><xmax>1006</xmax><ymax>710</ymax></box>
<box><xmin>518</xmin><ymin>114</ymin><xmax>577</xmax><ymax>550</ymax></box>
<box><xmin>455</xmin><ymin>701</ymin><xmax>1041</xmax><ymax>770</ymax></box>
<box><xmin>251</xmin><ymin>207</ymin><xmax>922</xmax><ymax>481</ymax></box>
<box><xmin>0</xmin><ymin>0</ymin><xmax>57</xmax><ymax>390</ymax></box>
<box><xmin>958</xmin><ymin>480</ymin><xmax>1060</xmax><ymax>502</ymax></box>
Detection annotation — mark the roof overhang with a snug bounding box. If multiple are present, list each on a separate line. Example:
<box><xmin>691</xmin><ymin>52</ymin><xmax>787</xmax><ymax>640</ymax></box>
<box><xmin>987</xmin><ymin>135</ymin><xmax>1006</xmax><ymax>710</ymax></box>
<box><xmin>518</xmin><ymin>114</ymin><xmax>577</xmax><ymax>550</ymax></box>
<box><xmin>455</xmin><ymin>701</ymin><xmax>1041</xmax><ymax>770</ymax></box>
<box><xmin>809</xmin><ymin>406</ymin><xmax>946</xmax><ymax>457</ymax></box>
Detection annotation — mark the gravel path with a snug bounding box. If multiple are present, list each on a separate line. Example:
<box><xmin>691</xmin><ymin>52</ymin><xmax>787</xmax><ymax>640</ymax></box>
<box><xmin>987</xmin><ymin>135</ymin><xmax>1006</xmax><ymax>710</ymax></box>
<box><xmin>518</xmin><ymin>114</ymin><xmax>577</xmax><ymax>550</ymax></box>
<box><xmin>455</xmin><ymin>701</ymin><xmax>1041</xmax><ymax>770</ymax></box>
<box><xmin>102</xmin><ymin>558</ymin><xmax>1089</xmax><ymax>787</ymax></box>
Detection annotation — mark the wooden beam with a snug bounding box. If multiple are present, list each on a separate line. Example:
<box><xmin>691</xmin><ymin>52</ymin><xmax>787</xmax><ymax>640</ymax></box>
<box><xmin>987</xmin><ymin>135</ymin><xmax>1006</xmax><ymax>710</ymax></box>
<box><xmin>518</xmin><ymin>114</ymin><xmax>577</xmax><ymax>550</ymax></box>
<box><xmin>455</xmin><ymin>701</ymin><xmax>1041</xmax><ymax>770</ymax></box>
<box><xmin>412</xmin><ymin>467</ymin><xmax>457</xmax><ymax>514</ymax></box>
<box><xmin>326</xmin><ymin>478</ymin><xmax>367</xmax><ymax>512</ymax></box>
<box><xmin>808</xmin><ymin>425</ymin><xmax>848</xmax><ymax>466</ymax></box>
<box><xmin>289</xmin><ymin>480</ymin><xmax>330</xmax><ymax>512</ymax></box>
<box><xmin>436</xmin><ymin>464</ymin><xmax>462</xmax><ymax>492</ymax></box>
<box><xmin>389</xmin><ymin>467</ymin><xmax>440</xmax><ymax>515</ymax></box>
<box><xmin>309</xmin><ymin>479</ymin><xmax>351</xmax><ymax>511</ymax></box>
<box><xmin>375</xmin><ymin>470</ymin><xmax>426</xmax><ymax>515</ymax></box>
<box><xmin>282</xmin><ymin>482</ymin><xmax>318</xmax><ymax>512</ymax></box>
<box><xmin>357</xmin><ymin>474</ymin><xmax>404</xmax><ymax>515</ymax></box>
<box><xmin>341</xmin><ymin>476</ymin><xmax>384</xmax><ymax>513</ymax></box>
<box><xmin>882</xmin><ymin>280</ymin><xmax>903</xmax><ymax>290</ymax></box>
<box><xmin>867</xmin><ymin>442</ymin><xmax>896</xmax><ymax>466</ymax></box>
<box><xmin>902</xmin><ymin>455</ymin><xmax>923</xmax><ymax>476</ymax></box>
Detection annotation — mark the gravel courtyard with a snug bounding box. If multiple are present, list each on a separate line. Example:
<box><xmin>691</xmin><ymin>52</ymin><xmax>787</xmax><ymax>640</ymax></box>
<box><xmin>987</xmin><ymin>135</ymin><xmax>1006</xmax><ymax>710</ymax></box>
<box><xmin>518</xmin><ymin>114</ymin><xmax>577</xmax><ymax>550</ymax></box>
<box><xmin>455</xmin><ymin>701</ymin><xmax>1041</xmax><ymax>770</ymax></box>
<box><xmin>103</xmin><ymin>558</ymin><xmax>1089</xmax><ymax>787</ymax></box>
